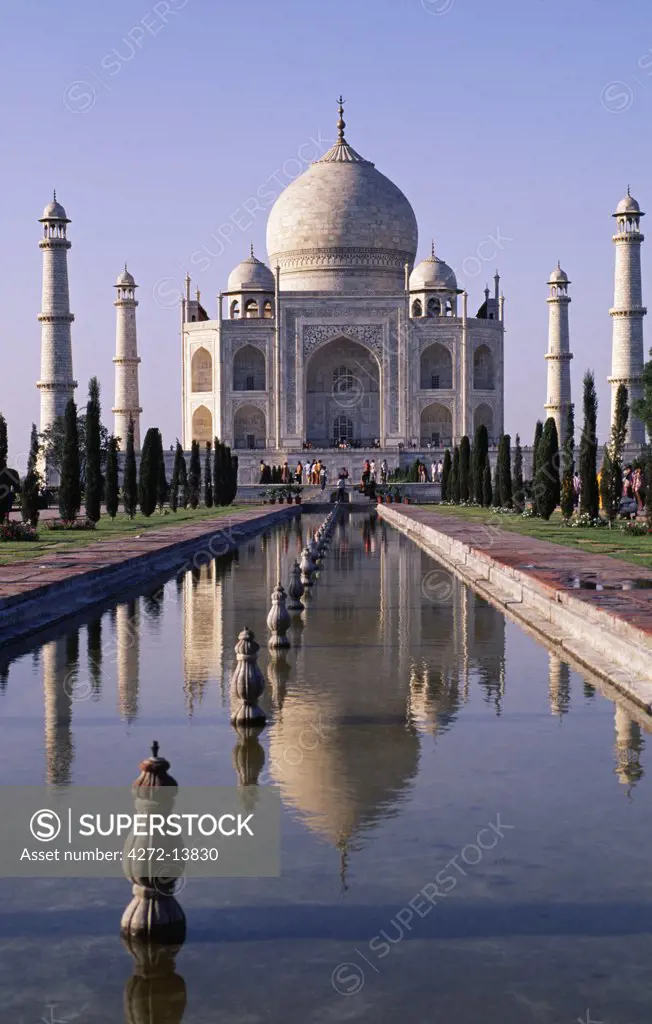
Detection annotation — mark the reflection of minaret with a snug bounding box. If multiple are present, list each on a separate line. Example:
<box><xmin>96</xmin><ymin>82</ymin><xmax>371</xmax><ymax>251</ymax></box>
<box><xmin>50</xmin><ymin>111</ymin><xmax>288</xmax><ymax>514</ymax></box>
<box><xmin>547</xmin><ymin>653</ymin><xmax>570</xmax><ymax>717</ymax></box>
<box><xmin>614</xmin><ymin>706</ymin><xmax>644</xmax><ymax>791</ymax></box>
<box><xmin>117</xmin><ymin>600</ymin><xmax>140</xmax><ymax>723</ymax></box>
<box><xmin>87</xmin><ymin>616</ymin><xmax>103</xmax><ymax>698</ymax></box>
<box><xmin>182</xmin><ymin>564</ymin><xmax>222</xmax><ymax>712</ymax></box>
<box><xmin>43</xmin><ymin>635</ymin><xmax>76</xmax><ymax>784</ymax></box>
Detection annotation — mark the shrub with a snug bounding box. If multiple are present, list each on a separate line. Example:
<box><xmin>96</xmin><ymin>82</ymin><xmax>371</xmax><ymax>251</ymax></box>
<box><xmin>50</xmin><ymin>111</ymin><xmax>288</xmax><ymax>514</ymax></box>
<box><xmin>44</xmin><ymin>517</ymin><xmax>97</xmax><ymax>531</ymax></box>
<box><xmin>0</xmin><ymin>520</ymin><xmax>37</xmax><ymax>542</ymax></box>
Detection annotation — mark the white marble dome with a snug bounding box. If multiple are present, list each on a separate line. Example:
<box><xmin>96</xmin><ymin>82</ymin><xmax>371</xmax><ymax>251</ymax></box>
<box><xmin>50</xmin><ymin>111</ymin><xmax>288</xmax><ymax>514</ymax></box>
<box><xmin>116</xmin><ymin>265</ymin><xmax>136</xmax><ymax>287</ymax></box>
<box><xmin>228</xmin><ymin>250</ymin><xmax>275</xmax><ymax>292</ymax></box>
<box><xmin>266</xmin><ymin>116</ymin><xmax>418</xmax><ymax>294</ymax></box>
<box><xmin>410</xmin><ymin>251</ymin><xmax>457</xmax><ymax>291</ymax></box>
<box><xmin>615</xmin><ymin>190</ymin><xmax>641</xmax><ymax>215</ymax></box>
<box><xmin>548</xmin><ymin>262</ymin><xmax>569</xmax><ymax>284</ymax></box>
<box><xmin>40</xmin><ymin>196</ymin><xmax>68</xmax><ymax>221</ymax></box>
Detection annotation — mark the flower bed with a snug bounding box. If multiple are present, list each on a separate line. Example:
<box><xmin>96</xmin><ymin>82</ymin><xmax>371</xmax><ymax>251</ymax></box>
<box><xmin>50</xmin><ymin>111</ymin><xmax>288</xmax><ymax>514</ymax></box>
<box><xmin>1</xmin><ymin>520</ymin><xmax>38</xmax><ymax>542</ymax></box>
<box><xmin>44</xmin><ymin>517</ymin><xmax>97</xmax><ymax>532</ymax></box>
<box><xmin>619</xmin><ymin>520</ymin><xmax>650</xmax><ymax>537</ymax></box>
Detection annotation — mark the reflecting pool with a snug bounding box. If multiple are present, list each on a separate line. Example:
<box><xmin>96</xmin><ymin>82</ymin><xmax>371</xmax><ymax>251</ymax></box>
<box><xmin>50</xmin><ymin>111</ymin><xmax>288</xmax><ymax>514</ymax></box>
<box><xmin>0</xmin><ymin>513</ymin><xmax>651</xmax><ymax>1023</ymax></box>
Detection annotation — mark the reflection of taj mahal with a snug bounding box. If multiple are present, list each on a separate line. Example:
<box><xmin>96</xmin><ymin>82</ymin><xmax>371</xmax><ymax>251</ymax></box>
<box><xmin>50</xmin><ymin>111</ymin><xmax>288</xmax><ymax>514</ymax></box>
<box><xmin>181</xmin><ymin>100</ymin><xmax>504</xmax><ymax>474</ymax></box>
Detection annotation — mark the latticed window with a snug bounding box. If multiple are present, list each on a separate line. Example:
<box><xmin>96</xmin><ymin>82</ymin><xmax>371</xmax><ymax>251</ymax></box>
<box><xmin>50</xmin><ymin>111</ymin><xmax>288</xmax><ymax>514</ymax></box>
<box><xmin>333</xmin><ymin>366</ymin><xmax>354</xmax><ymax>393</ymax></box>
<box><xmin>431</xmin><ymin>374</ymin><xmax>440</xmax><ymax>389</ymax></box>
<box><xmin>333</xmin><ymin>415</ymin><xmax>353</xmax><ymax>441</ymax></box>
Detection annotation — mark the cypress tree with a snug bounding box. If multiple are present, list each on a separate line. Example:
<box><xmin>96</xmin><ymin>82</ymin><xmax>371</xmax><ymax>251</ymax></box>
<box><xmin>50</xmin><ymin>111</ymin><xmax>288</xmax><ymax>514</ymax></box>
<box><xmin>188</xmin><ymin>440</ymin><xmax>201</xmax><ymax>509</ymax></box>
<box><xmin>441</xmin><ymin>448</ymin><xmax>452</xmax><ymax>501</ymax></box>
<box><xmin>21</xmin><ymin>424</ymin><xmax>41</xmax><ymax>527</ymax></box>
<box><xmin>123</xmin><ymin>416</ymin><xmax>138</xmax><ymax>517</ymax></box>
<box><xmin>603</xmin><ymin>383</ymin><xmax>629</xmax><ymax>525</ymax></box>
<box><xmin>513</xmin><ymin>433</ymin><xmax>524</xmax><ymax>512</ymax></box>
<box><xmin>498</xmin><ymin>433</ymin><xmax>513</xmax><ymax>508</ymax></box>
<box><xmin>229</xmin><ymin>452</ymin><xmax>239</xmax><ymax>504</ymax></box>
<box><xmin>138</xmin><ymin>427</ymin><xmax>159</xmax><ymax>517</ymax></box>
<box><xmin>213</xmin><ymin>439</ymin><xmax>225</xmax><ymax>506</ymax></box>
<box><xmin>450</xmin><ymin>445</ymin><xmax>460</xmax><ymax>503</ymax></box>
<box><xmin>472</xmin><ymin>424</ymin><xmax>489</xmax><ymax>505</ymax></box>
<box><xmin>531</xmin><ymin>420</ymin><xmax>543</xmax><ymax>514</ymax></box>
<box><xmin>535</xmin><ymin>417</ymin><xmax>561</xmax><ymax>519</ymax></box>
<box><xmin>170</xmin><ymin>440</ymin><xmax>184</xmax><ymax>512</ymax></box>
<box><xmin>482</xmin><ymin>460</ymin><xmax>493</xmax><ymax>507</ymax></box>
<box><xmin>0</xmin><ymin>413</ymin><xmax>9</xmax><ymax>522</ymax></box>
<box><xmin>156</xmin><ymin>432</ymin><xmax>168</xmax><ymax>511</ymax></box>
<box><xmin>59</xmin><ymin>398</ymin><xmax>81</xmax><ymax>521</ymax></box>
<box><xmin>579</xmin><ymin>371</ymin><xmax>599</xmax><ymax>519</ymax></box>
<box><xmin>85</xmin><ymin>376</ymin><xmax>102</xmax><ymax>522</ymax></box>
<box><xmin>179</xmin><ymin>448</ymin><xmax>189</xmax><ymax>508</ymax></box>
<box><xmin>560</xmin><ymin>406</ymin><xmax>575</xmax><ymax>520</ymax></box>
<box><xmin>632</xmin><ymin>347</ymin><xmax>652</xmax><ymax>438</ymax></box>
<box><xmin>492</xmin><ymin>455</ymin><xmax>501</xmax><ymax>507</ymax></box>
<box><xmin>459</xmin><ymin>435</ymin><xmax>471</xmax><ymax>501</ymax></box>
<box><xmin>105</xmin><ymin>435</ymin><xmax>119</xmax><ymax>518</ymax></box>
<box><xmin>204</xmin><ymin>441</ymin><xmax>213</xmax><ymax>507</ymax></box>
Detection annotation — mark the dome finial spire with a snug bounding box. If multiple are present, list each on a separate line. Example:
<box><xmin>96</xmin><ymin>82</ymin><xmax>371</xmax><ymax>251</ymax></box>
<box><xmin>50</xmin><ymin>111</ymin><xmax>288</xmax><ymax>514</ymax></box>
<box><xmin>627</xmin><ymin>183</ymin><xmax>631</xmax><ymax>197</ymax></box>
<box><xmin>337</xmin><ymin>95</ymin><xmax>346</xmax><ymax>143</ymax></box>
<box><xmin>53</xmin><ymin>189</ymin><xmax>57</xmax><ymax>202</ymax></box>
<box><xmin>250</xmin><ymin>241</ymin><xmax>255</xmax><ymax>258</ymax></box>
<box><xmin>431</xmin><ymin>239</ymin><xmax>435</xmax><ymax>258</ymax></box>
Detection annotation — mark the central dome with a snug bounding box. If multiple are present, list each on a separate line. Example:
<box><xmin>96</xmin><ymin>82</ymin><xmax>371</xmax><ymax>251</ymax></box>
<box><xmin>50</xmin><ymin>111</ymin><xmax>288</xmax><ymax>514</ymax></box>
<box><xmin>266</xmin><ymin>101</ymin><xmax>418</xmax><ymax>294</ymax></box>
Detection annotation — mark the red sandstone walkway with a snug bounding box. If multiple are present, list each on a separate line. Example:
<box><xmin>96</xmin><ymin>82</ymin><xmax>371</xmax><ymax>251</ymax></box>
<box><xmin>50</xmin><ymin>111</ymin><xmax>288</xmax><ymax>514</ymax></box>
<box><xmin>0</xmin><ymin>507</ymin><xmax>292</xmax><ymax>607</ymax></box>
<box><xmin>388</xmin><ymin>507</ymin><xmax>652</xmax><ymax>639</ymax></box>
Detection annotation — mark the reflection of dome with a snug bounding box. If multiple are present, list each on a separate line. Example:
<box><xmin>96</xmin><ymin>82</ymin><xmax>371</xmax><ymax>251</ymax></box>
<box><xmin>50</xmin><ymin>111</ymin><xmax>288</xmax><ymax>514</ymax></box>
<box><xmin>228</xmin><ymin>248</ymin><xmax>275</xmax><ymax>292</ymax></box>
<box><xmin>410</xmin><ymin>250</ymin><xmax>457</xmax><ymax>291</ymax></box>
<box><xmin>266</xmin><ymin>100</ymin><xmax>418</xmax><ymax>293</ymax></box>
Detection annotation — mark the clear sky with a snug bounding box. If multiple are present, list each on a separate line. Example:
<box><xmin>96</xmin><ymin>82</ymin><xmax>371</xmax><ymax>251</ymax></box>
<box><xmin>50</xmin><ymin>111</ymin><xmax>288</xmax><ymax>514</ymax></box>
<box><xmin>1</xmin><ymin>0</ymin><xmax>650</xmax><ymax>463</ymax></box>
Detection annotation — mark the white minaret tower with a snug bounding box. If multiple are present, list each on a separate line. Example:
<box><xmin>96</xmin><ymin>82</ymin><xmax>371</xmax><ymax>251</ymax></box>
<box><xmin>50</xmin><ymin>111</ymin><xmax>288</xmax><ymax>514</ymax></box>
<box><xmin>544</xmin><ymin>262</ymin><xmax>573</xmax><ymax>446</ymax></box>
<box><xmin>610</xmin><ymin>188</ymin><xmax>646</xmax><ymax>446</ymax></box>
<box><xmin>112</xmin><ymin>265</ymin><xmax>142</xmax><ymax>450</ymax></box>
<box><xmin>37</xmin><ymin>193</ymin><xmax>76</xmax><ymax>438</ymax></box>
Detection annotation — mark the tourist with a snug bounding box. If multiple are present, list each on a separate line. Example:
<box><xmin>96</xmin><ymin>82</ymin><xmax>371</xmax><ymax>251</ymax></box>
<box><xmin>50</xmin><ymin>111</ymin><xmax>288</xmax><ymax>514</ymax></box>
<box><xmin>633</xmin><ymin>466</ymin><xmax>643</xmax><ymax>510</ymax></box>
<box><xmin>336</xmin><ymin>473</ymin><xmax>347</xmax><ymax>502</ymax></box>
<box><xmin>380</xmin><ymin>459</ymin><xmax>389</xmax><ymax>484</ymax></box>
<box><xmin>259</xmin><ymin>460</ymin><xmax>267</xmax><ymax>484</ymax></box>
<box><xmin>361</xmin><ymin>459</ymin><xmax>370</xmax><ymax>490</ymax></box>
<box><xmin>370</xmin><ymin>458</ymin><xmax>377</xmax><ymax>483</ymax></box>
<box><xmin>573</xmin><ymin>471</ymin><xmax>581</xmax><ymax>507</ymax></box>
<box><xmin>281</xmin><ymin>462</ymin><xmax>290</xmax><ymax>484</ymax></box>
<box><xmin>437</xmin><ymin>458</ymin><xmax>443</xmax><ymax>481</ymax></box>
<box><xmin>431</xmin><ymin>460</ymin><xmax>437</xmax><ymax>483</ymax></box>
<box><xmin>320</xmin><ymin>465</ymin><xmax>328</xmax><ymax>491</ymax></box>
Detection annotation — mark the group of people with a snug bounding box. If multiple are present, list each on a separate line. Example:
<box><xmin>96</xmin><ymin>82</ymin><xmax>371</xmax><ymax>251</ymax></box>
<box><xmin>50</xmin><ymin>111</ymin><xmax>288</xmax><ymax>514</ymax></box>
<box><xmin>360</xmin><ymin>459</ymin><xmax>389</xmax><ymax>488</ymax></box>
<box><xmin>430</xmin><ymin>460</ymin><xmax>444</xmax><ymax>482</ymax></box>
<box><xmin>293</xmin><ymin>459</ymin><xmax>328</xmax><ymax>489</ymax></box>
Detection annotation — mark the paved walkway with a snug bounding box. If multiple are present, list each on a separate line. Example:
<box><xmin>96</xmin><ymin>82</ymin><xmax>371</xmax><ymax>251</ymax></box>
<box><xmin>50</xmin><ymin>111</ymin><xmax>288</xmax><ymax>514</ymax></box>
<box><xmin>394</xmin><ymin>507</ymin><xmax>652</xmax><ymax>635</ymax></box>
<box><xmin>0</xmin><ymin>506</ymin><xmax>295</xmax><ymax>627</ymax></box>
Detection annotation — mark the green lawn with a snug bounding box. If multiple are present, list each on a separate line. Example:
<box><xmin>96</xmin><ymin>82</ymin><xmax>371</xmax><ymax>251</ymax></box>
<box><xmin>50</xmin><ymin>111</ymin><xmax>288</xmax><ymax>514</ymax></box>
<box><xmin>417</xmin><ymin>505</ymin><xmax>652</xmax><ymax>571</ymax></box>
<box><xmin>0</xmin><ymin>506</ymin><xmax>249</xmax><ymax>566</ymax></box>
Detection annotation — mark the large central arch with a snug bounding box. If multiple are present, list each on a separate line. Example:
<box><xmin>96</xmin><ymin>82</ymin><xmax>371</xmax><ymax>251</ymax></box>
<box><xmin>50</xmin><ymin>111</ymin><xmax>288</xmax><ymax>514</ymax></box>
<box><xmin>305</xmin><ymin>337</ymin><xmax>381</xmax><ymax>446</ymax></box>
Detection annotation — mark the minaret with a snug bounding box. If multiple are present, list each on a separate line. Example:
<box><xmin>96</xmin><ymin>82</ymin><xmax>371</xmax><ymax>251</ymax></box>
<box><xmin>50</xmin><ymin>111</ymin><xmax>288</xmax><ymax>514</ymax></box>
<box><xmin>37</xmin><ymin>193</ymin><xmax>76</xmax><ymax>441</ymax></box>
<box><xmin>544</xmin><ymin>262</ymin><xmax>573</xmax><ymax>446</ymax></box>
<box><xmin>112</xmin><ymin>265</ymin><xmax>142</xmax><ymax>450</ymax></box>
<box><xmin>610</xmin><ymin>188</ymin><xmax>646</xmax><ymax>446</ymax></box>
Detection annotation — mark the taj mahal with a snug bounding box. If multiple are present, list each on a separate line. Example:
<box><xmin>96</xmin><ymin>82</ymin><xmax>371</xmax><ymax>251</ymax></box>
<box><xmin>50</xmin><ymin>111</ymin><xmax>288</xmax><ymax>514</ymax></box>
<box><xmin>36</xmin><ymin>99</ymin><xmax>648</xmax><ymax>478</ymax></box>
<box><xmin>180</xmin><ymin>99</ymin><xmax>505</xmax><ymax>481</ymax></box>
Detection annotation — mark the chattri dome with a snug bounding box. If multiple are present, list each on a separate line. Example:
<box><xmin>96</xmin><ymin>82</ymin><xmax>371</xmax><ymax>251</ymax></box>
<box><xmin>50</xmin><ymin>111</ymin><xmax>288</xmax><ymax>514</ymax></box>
<box><xmin>40</xmin><ymin>192</ymin><xmax>69</xmax><ymax>222</ymax></box>
<box><xmin>615</xmin><ymin>188</ymin><xmax>642</xmax><ymax>216</ymax></box>
<box><xmin>227</xmin><ymin>247</ymin><xmax>275</xmax><ymax>292</ymax></box>
<box><xmin>266</xmin><ymin>99</ymin><xmax>418</xmax><ymax>294</ymax></box>
<box><xmin>548</xmin><ymin>262</ymin><xmax>569</xmax><ymax>284</ymax></box>
<box><xmin>116</xmin><ymin>265</ymin><xmax>136</xmax><ymax>287</ymax></box>
<box><xmin>410</xmin><ymin>247</ymin><xmax>458</xmax><ymax>291</ymax></box>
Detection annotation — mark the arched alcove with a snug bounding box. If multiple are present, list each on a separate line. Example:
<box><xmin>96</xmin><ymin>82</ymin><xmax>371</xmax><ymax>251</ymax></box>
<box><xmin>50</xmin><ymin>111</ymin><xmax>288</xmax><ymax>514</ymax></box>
<box><xmin>191</xmin><ymin>347</ymin><xmax>212</xmax><ymax>392</ymax></box>
<box><xmin>233</xmin><ymin>404</ymin><xmax>267</xmax><ymax>449</ymax></box>
<box><xmin>420</xmin><ymin>403</ymin><xmax>452</xmax><ymax>447</ymax></box>
<box><xmin>420</xmin><ymin>344</ymin><xmax>453</xmax><ymax>390</ymax></box>
<box><xmin>473</xmin><ymin>345</ymin><xmax>495</xmax><ymax>390</ymax></box>
<box><xmin>233</xmin><ymin>345</ymin><xmax>266</xmax><ymax>391</ymax></box>
<box><xmin>192</xmin><ymin>405</ymin><xmax>213</xmax><ymax>444</ymax></box>
<box><xmin>305</xmin><ymin>337</ymin><xmax>380</xmax><ymax>446</ymax></box>
<box><xmin>473</xmin><ymin>403</ymin><xmax>494</xmax><ymax>440</ymax></box>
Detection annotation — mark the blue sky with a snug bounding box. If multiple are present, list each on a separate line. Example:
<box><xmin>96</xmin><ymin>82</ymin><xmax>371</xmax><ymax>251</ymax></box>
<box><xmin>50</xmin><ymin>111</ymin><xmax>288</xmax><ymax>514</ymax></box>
<box><xmin>1</xmin><ymin>0</ymin><xmax>650</xmax><ymax>461</ymax></box>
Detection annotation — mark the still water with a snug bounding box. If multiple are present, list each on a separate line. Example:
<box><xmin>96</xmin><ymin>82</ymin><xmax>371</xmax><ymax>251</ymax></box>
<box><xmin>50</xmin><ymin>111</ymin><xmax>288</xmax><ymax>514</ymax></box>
<box><xmin>0</xmin><ymin>513</ymin><xmax>651</xmax><ymax>1023</ymax></box>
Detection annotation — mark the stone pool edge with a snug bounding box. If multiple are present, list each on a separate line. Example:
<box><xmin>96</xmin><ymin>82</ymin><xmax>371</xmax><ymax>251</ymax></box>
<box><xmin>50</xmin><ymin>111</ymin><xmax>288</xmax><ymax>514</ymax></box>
<box><xmin>378</xmin><ymin>505</ymin><xmax>652</xmax><ymax>712</ymax></box>
<box><xmin>0</xmin><ymin>506</ymin><xmax>299</xmax><ymax>645</ymax></box>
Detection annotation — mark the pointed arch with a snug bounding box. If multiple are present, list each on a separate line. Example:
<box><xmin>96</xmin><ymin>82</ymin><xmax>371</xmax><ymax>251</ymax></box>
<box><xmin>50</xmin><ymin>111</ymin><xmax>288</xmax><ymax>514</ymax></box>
<box><xmin>420</xmin><ymin>402</ymin><xmax>452</xmax><ymax>447</ymax></box>
<box><xmin>192</xmin><ymin>405</ymin><xmax>213</xmax><ymax>444</ymax></box>
<box><xmin>233</xmin><ymin>344</ymin><xmax>266</xmax><ymax>391</ymax></box>
<box><xmin>234</xmin><ymin>404</ymin><xmax>266</xmax><ymax>449</ymax></box>
<box><xmin>420</xmin><ymin>344</ymin><xmax>452</xmax><ymax>390</ymax></box>
<box><xmin>191</xmin><ymin>347</ymin><xmax>212</xmax><ymax>392</ymax></box>
<box><xmin>473</xmin><ymin>345</ymin><xmax>495</xmax><ymax>390</ymax></box>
